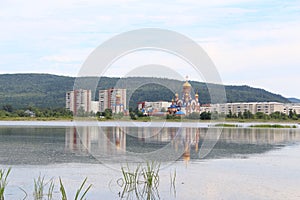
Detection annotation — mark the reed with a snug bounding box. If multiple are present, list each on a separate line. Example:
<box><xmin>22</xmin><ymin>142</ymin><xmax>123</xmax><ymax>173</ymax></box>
<box><xmin>33</xmin><ymin>175</ymin><xmax>45</xmax><ymax>200</ymax></box>
<box><xmin>0</xmin><ymin>167</ymin><xmax>11</xmax><ymax>200</ymax></box>
<box><xmin>59</xmin><ymin>177</ymin><xmax>92</xmax><ymax>200</ymax></box>
<box><xmin>170</xmin><ymin>169</ymin><xmax>176</xmax><ymax>187</ymax></box>
<box><xmin>121</xmin><ymin>164</ymin><xmax>140</xmax><ymax>185</ymax></box>
<box><xmin>142</xmin><ymin>161</ymin><xmax>160</xmax><ymax>187</ymax></box>
<box><xmin>33</xmin><ymin>175</ymin><xmax>55</xmax><ymax>200</ymax></box>
<box><xmin>47</xmin><ymin>179</ymin><xmax>54</xmax><ymax>200</ymax></box>
<box><xmin>118</xmin><ymin>161</ymin><xmax>162</xmax><ymax>199</ymax></box>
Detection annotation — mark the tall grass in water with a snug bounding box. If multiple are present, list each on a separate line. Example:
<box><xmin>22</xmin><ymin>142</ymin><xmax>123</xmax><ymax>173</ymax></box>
<box><xmin>0</xmin><ymin>167</ymin><xmax>11</xmax><ymax>200</ymax></box>
<box><xmin>118</xmin><ymin>161</ymin><xmax>162</xmax><ymax>199</ymax></box>
<box><xmin>142</xmin><ymin>161</ymin><xmax>160</xmax><ymax>188</ymax></box>
<box><xmin>33</xmin><ymin>175</ymin><xmax>55</xmax><ymax>200</ymax></box>
<box><xmin>59</xmin><ymin>177</ymin><xmax>92</xmax><ymax>200</ymax></box>
<box><xmin>33</xmin><ymin>175</ymin><xmax>45</xmax><ymax>200</ymax></box>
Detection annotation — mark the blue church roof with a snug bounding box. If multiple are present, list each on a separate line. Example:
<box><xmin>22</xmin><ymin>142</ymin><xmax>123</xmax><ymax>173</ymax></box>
<box><xmin>176</xmin><ymin>110</ymin><xmax>185</xmax><ymax>115</ymax></box>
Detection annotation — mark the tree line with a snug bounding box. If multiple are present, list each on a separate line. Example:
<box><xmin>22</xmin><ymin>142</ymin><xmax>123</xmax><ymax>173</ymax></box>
<box><xmin>0</xmin><ymin>104</ymin><xmax>73</xmax><ymax>118</ymax></box>
<box><xmin>186</xmin><ymin>110</ymin><xmax>300</xmax><ymax>120</ymax></box>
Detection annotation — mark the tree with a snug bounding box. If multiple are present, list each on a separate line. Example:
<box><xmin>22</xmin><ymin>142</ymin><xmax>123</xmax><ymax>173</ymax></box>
<box><xmin>237</xmin><ymin>112</ymin><xmax>243</xmax><ymax>119</ymax></box>
<box><xmin>255</xmin><ymin>112</ymin><xmax>269</xmax><ymax>120</ymax></box>
<box><xmin>200</xmin><ymin>112</ymin><xmax>211</xmax><ymax>120</ymax></box>
<box><xmin>227</xmin><ymin>110</ymin><xmax>233</xmax><ymax>118</ymax></box>
<box><xmin>77</xmin><ymin>106</ymin><xmax>86</xmax><ymax>117</ymax></box>
<box><xmin>104</xmin><ymin>108</ymin><xmax>112</xmax><ymax>119</ymax></box>
<box><xmin>130</xmin><ymin>111</ymin><xmax>137</xmax><ymax>120</ymax></box>
<box><xmin>243</xmin><ymin>110</ymin><xmax>254</xmax><ymax>119</ymax></box>
<box><xmin>2</xmin><ymin>104</ymin><xmax>13</xmax><ymax>112</ymax></box>
<box><xmin>187</xmin><ymin>112</ymin><xmax>200</xmax><ymax>120</ymax></box>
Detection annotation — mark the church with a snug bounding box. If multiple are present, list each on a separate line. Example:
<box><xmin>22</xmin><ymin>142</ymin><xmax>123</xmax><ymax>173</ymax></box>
<box><xmin>168</xmin><ymin>77</ymin><xmax>200</xmax><ymax>115</ymax></box>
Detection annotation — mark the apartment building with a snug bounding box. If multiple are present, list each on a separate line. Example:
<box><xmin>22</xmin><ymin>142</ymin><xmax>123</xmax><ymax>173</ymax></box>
<box><xmin>138</xmin><ymin>101</ymin><xmax>171</xmax><ymax>114</ymax></box>
<box><xmin>210</xmin><ymin>102</ymin><xmax>285</xmax><ymax>115</ymax></box>
<box><xmin>66</xmin><ymin>89</ymin><xmax>92</xmax><ymax>115</ymax></box>
<box><xmin>99</xmin><ymin>88</ymin><xmax>126</xmax><ymax>113</ymax></box>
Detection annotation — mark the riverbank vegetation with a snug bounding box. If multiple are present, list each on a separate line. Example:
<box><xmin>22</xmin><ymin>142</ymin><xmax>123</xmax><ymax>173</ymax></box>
<box><xmin>0</xmin><ymin>167</ymin><xmax>92</xmax><ymax>200</ymax></box>
<box><xmin>0</xmin><ymin>105</ymin><xmax>73</xmax><ymax>121</ymax></box>
<box><xmin>1</xmin><ymin>104</ymin><xmax>300</xmax><ymax>123</ymax></box>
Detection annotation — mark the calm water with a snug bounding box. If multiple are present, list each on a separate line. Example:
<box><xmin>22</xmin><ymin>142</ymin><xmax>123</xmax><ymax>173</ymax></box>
<box><xmin>0</xmin><ymin>123</ymin><xmax>300</xmax><ymax>199</ymax></box>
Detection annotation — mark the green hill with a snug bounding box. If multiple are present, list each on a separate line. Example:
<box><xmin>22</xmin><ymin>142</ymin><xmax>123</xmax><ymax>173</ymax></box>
<box><xmin>0</xmin><ymin>73</ymin><xmax>290</xmax><ymax>109</ymax></box>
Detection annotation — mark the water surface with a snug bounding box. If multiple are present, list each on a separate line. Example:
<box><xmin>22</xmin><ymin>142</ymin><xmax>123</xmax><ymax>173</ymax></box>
<box><xmin>0</xmin><ymin>124</ymin><xmax>300</xmax><ymax>199</ymax></box>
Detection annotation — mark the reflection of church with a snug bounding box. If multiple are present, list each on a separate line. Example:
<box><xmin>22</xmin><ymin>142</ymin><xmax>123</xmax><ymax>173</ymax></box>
<box><xmin>168</xmin><ymin>77</ymin><xmax>200</xmax><ymax>115</ymax></box>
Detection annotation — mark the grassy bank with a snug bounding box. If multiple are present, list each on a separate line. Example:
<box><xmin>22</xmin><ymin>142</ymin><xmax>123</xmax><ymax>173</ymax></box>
<box><xmin>0</xmin><ymin>116</ymin><xmax>73</xmax><ymax>121</ymax></box>
<box><xmin>250</xmin><ymin>124</ymin><xmax>297</xmax><ymax>128</ymax></box>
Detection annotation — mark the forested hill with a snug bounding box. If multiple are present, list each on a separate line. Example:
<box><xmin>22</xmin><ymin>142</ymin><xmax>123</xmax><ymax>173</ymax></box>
<box><xmin>0</xmin><ymin>73</ymin><xmax>290</xmax><ymax>109</ymax></box>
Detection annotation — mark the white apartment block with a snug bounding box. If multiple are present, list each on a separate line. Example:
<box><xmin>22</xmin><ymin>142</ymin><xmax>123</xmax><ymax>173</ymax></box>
<box><xmin>138</xmin><ymin>101</ymin><xmax>171</xmax><ymax>113</ymax></box>
<box><xmin>66</xmin><ymin>89</ymin><xmax>92</xmax><ymax>115</ymax></box>
<box><xmin>91</xmin><ymin>101</ymin><xmax>100</xmax><ymax>113</ymax></box>
<box><xmin>283</xmin><ymin>104</ymin><xmax>300</xmax><ymax>115</ymax></box>
<box><xmin>209</xmin><ymin>102</ymin><xmax>286</xmax><ymax>115</ymax></box>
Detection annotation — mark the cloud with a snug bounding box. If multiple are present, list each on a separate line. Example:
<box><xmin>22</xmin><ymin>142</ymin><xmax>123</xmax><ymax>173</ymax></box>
<box><xmin>0</xmin><ymin>0</ymin><xmax>300</xmax><ymax>97</ymax></box>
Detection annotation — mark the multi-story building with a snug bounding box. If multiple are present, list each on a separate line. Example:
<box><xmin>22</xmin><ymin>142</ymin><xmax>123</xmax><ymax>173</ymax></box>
<box><xmin>99</xmin><ymin>88</ymin><xmax>126</xmax><ymax>113</ymax></box>
<box><xmin>209</xmin><ymin>102</ymin><xmax>285</xmax><ymax>115</ymax></box>
<box><xmin>138</xmin><ymin>101</ymin><xmax>171</xmax><ymax>114</ymax></box>
<box><xmin>66</xmin><ymin>89</ymin><xmax>92</xmax><ymax>115</ymax></box>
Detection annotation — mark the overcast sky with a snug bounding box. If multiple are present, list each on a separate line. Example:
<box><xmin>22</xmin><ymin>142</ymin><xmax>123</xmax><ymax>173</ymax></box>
<box><xmin>0</xmin><ymin>0</ymin><xmax>299</xmax><ymax>98</ymax></box>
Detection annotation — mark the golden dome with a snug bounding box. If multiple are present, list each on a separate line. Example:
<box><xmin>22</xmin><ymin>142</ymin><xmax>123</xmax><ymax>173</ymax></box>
<box><xmin>116</xmin><ymin>94</ymin><xmax>121</xmax><ymax>98</ymax></box>
<box><xmin>175</xmin><ymin>93</ymin><xmax>178</xmax><ymax>97</ymax></box>
<box><xmin>195</xmin><ymin>93</ymin><xmax>199</xmax><ymax>97</ymax></box>
<box><xmin>183</xmin><ymin>80</ymin><xmax>191</xmax><ymax>87</ymax></box>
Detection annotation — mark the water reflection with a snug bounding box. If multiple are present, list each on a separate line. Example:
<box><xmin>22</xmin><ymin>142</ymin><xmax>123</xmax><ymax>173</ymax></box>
<box><xmin>0</xmin><ymin>126</ymin><xmax>299</xmax><ymax>165</ymax></box>
<box><xmin>65</xmin><ymin>127</ymin><xmax>300</xmax><ymax>163</ymax></box>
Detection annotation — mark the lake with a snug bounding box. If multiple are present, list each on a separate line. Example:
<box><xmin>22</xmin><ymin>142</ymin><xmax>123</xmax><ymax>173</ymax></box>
<box><xmin>0</xmin><ymin>122</ymin><xmax>300</xmax><ymax>199</ymax></box>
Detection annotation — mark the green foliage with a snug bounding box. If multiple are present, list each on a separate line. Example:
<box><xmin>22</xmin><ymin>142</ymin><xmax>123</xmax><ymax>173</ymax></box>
<box><xmin>166</xmin><ymin>114</ymin><xmax>181</xmax><ymax>120</ymax></box>
<box><xmin>34</xmin><ymin>175</ymin><xmax>45</xmax><ymax>200</ymax></box>
<box><xmin>186</xmin><ymin>112</ymin><xmax>200</xmax><ymax>120</ymax></box>
<box><xmin>104</xmin><ymin>109</ymin><xmax>112</xmax><ymax>119</ymax></box>
<box><xmin>0</xmin><ymin>106</ymin><xmax>73</xmax><ymax>119</ymax></box>
<box><xmin>0</xmin><ymin>167</ymin><xmax>11</xmax><ymax>200</ymax></box>
<box><xmin>118</xmin><ymin>162</ymin><xmax>161</xmax><ymax>199</ymax></box>
<box><xmin>113</xmin><ymin>112</ymin><xmax>124</xmax><ymax>119</ymax></box>
<box><xmin>250</xmin><ymin>124</ymin><xmax>296</xmax><ymax>128</ymax></box>
<box><xmin>200</xmin><ymin>112</ymin><xmax>211</xmax><ymax>120</ymax></box>
<box><xmin>59</xmin><ymin>177</ymin><xmax>92</xmax><ymax>200</ymax></box>
<box><xmin>33</xmin><ymin>175</ymin><xmax>54</xmax><ymax>200</ymax></box>
<box><xmin>129</xmin><ymin>112</ymin><xmax>137</xmax><ymax>120</ymax></box>
<box><xmin>0</xmin><ymin>74</ymin><xmax>291</xmax><ymax>110</ymax></box>
<box><xmin>255</xmin><ymin>112</ymin><xmax>270</xmax><ymax>120</ymax></box>
<box><xmin>214</xmin><ymin>124</ymin><xmax>238</xmax><ymax>127</ymax></box>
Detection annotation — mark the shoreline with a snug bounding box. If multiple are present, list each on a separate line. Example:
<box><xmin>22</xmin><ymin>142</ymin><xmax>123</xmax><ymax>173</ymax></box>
<box><xmin>0</xmin><ymin>120</ymin><xmax>299</xmax><ymax>128</ymax></box>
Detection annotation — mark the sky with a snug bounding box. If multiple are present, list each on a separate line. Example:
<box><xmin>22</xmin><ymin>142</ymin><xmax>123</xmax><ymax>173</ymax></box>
<box><xmin>0</xmin><ymin>0</ymin><xmax>300</xmax><ymax>98</ymax></box>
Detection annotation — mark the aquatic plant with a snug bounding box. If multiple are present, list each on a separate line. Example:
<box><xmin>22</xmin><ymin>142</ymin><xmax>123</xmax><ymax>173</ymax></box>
<box><xmin>170</xmin><ymin>169</ymin><xmax>176</xmax><ymax>187</ymax></box>
<box><xmin>250</xmin><ymin>124</ymin><xmax>296</xmax><ymax>128</ymax></box>
<box><xmin>47</xmin><ymin>179</ymin><xmax>54</xmax><ymax>200</ymax></box>
<box><xmin>118</xmin><ymin>161</ymin><xmax>162</xmax><ymax>199</ymax></box>
<box><xmin>0</xmin><ymin>167</ymin><xmax>11</xmax><ymax>200</ymax></box>
<box><xmin>33</xmin><ymin>175</ymin><xmax>45</xmax><ymax>200</ymax></box>
<box><xmin>33</xmin><ymin>175</ymin><xmax>55</xmax><ymax>200</ymax></box>
<box><xmin>142</xmin><ymin>161</ymin><xmax>160</xmax><ymax>187</ymax></box>
<box><xmin>59</xmin><ymin>177</ymin><xmax>92</xmax><ymax>200</ymax></box>
<box><xmin>120</xmin><ymin>164</ymin><xmax>140</xmax><ymax>185</ymax></box>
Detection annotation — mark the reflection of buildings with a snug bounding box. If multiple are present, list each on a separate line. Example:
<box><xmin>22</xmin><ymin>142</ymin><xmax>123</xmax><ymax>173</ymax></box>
<box><xmin>65</xmin><ymin>126</ymin><xmax>126</xmax><ymax>155</ymax></box>
<box><xmin>65</xmin><ymin>126</ymin><xmax>300</xmax><ymax>162</ymax></box>
<box><xmin>66</xmin><ymin>89</ymin><xmax>92</xmax><ymax>115</ymax></box>
<box><xmin>168</xmin><ymin>77</ymin><xmax>200</xmax><ymax>115</ymax></box>
<box><xmin>99</xmin><ymin>88</ymin><xmax>126</xmax><ymax>113</ymax></box>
